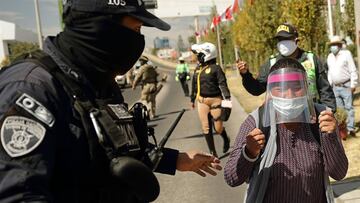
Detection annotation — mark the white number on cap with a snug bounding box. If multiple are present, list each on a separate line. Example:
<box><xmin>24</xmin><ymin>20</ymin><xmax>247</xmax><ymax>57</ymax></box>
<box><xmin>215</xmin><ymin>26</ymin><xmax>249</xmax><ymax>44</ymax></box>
<box><xmin>108</xmin><ymin>0</ymin><xmax>126</xmax><ymax>6</ymax></box>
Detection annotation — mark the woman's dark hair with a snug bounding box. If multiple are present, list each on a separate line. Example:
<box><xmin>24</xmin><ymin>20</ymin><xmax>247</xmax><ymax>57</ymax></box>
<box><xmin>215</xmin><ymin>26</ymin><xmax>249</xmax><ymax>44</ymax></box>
<box><xmin>269</xmin><ymin>57</ymin><xmax>305</xmax><ymax>74</ymax></box>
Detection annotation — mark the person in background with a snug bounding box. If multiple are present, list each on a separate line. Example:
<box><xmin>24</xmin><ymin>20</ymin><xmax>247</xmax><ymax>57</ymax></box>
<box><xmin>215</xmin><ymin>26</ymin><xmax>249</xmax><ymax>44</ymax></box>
<box><xmin>190</xmin><ymin>42</ymin><xmax>231</xmax><ymax>157</ymax></box>
<box><xmin>132</xmin><ymin>55</ymin><xmax>161</xmax><ymax>119</ymax></box>
<box><xmin>327</xmin><ymin>35</ymin><xmax>358</xmax><ymax>137</ymax></box>
<box><xmin>175</xmin><ymin>56</ymin><xmax>190</xmax><ymax>96</ymax></box>
<box><xmin>225</xmin><ymin>57</ymin><xmax>348</xmax><ymax>202</ymax></box>
<box><xmin>237</xmin><ymin>23</ymin><xmax>336</xmax><ymax>112</ymax></box>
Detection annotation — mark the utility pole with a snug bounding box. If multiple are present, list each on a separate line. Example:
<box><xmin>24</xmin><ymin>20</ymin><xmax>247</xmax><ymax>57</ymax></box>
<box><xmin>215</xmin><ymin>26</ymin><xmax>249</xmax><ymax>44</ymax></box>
<box><xmin>355</xmin><ymin>0</ymin><xmax>360</xmax><ymax>69</ymax></box>
<box><xmin>327</xmin><ymin>0</ymin><xmax>334</xmax><ymax>37</ymax></box>
<box><xmin>216</xmin><ymin>24</ymin><xmax>224</xmax><ymax>69</ymax></box>
<box><xmin>213</xmin><ymin>5</ymin><xmax>223</xmax><ymax>69</ymax></box>
<box><xmin>194</xmin><ymin>16</ymin><xmax>200</xmax><ymax>44</ymax></box>
<box><xmin>58</xmin><ymin>0</ymin><xmax>64</xmax><ymax>30</ymax></box>
<box><xmin>234</xmin><ymin>45</ymin><xmax>239</xmax><ymax>61</ymax></box>
<box><xmin>34</xmin><ymin>0</ymin><xmax>43</xmax><ymax>49</ymax></box>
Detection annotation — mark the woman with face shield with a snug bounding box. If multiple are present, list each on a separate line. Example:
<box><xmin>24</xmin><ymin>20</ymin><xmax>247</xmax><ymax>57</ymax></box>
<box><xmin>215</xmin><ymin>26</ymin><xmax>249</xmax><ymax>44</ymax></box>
<box><xmin>224</xmin><ymin>58</ymin><xmax>348</xmax><ymax>203</ymax></box>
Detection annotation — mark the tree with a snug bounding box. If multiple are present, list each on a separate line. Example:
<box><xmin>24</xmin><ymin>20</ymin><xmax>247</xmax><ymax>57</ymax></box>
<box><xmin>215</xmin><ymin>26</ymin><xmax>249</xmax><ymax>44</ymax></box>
<box><xmin>231</xmin><ymin>0</ymin><xmax>282</xmax><ymax>72</ymax></box>
<box><xmin>229</xmin><ymin>0</ymin><xmax>329</xmax><ymax>72</ymax></box>
<box><xmin>187</xmin><ymin>35</ymin><xmax>196</xmax><ymax>46</ymax></box>
<box><xmin>341</xmin><ymin>0</ymin><xmax>357</xmax><ymax>57</ymax></box>
<box><xmin>7</xmin><ymin>41</ymin><xmax>39</xmax><ymax>62</ymax></box>
<box><xmin>0</xmin><ymin>56</ymin><xmax>10</xmax><ymax>68</ymax></box>
<box><xmin>341</xmin><ymin>0</ymin><xmax>355</xmax><ymax>41</ymax></box>
<box><xmin>280</xmin><ymin>0</ymin><xmax>328</xmax><ymax>58</ymax></box>
<box><xmin>177</xmin><ymin>35</ymin><xmax>186</xmax><ymax>52</ymax></box>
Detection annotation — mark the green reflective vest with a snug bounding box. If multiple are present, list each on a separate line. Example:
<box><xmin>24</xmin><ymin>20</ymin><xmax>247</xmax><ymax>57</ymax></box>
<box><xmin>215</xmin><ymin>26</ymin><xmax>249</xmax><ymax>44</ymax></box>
<box><xmin>176</xmin><ymin>64</ymin><xmax>189</xmax><ymax>74</ymax></box>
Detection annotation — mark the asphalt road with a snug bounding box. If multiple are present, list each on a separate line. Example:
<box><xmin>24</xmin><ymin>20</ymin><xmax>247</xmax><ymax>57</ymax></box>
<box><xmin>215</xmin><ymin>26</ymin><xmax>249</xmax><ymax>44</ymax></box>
<box><xmin>121</xmin><ymin>68</ymin><xmax>247</xmax><ymax>203</ymax></box>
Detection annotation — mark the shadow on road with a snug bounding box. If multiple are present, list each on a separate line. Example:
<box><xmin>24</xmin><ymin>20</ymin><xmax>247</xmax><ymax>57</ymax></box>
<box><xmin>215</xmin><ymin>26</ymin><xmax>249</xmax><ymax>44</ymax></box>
<box><xmin>148</xmin><ymin>117</ymin><xmax>166</xmax><ymax>122</ymax></box>
<box><xmin>156</xmin><ymin>109</ymin><xmax>190</xmax><ymax>117</ymax></box>
<box><xmin>148</xmin><ymin>124</ymin><xmax>158</xmax><ymax>128</ymax></box>
<box><xmin>332</xmin><ymin>176</ymin><xmax>360</xmax><ymax>197</ymax></box>
<box><xmin>174</xmin><ymin>133</ymin><xmax>204</xmax><ymax>140</ymax></box>
<box><xmin>219</xmin><ymin>152</ymin><xmax>230</xmax><ymax>160</ymax></box>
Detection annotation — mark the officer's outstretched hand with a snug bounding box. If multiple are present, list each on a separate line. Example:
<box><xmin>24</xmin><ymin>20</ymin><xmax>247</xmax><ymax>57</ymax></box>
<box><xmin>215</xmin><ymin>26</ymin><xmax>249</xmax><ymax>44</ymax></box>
<box><xmin>319</xmin><ymin>110</ymin><xmax>336</xmax><ymax>134</ymax></box>
<box><xmin>176</xmin><ymin>151</ymin><xmax>222</xmax><ymax>177</ymax></box>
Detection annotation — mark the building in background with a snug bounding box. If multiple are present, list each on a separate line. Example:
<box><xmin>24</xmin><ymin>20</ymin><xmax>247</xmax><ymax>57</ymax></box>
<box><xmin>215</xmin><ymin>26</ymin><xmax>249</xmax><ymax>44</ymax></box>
<box><xmin>156</xmin><ymin>48</ymin><xmax>177</xmax><ymax>59</ymax></box>
<box><xmin>0</xmin><ymin>20</ymin><xmax>37</xmax><ymax>64</ymax></box>
<box><xmin>154</xmin><ymin>37</ymin><xmax>170</xmax><ymax>49</ymax></box>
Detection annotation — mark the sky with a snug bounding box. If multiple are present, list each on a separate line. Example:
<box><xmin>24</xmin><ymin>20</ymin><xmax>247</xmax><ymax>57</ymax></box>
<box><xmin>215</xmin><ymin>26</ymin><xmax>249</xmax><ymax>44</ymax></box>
<box><xmin>0</xmin><ymin>0</ymin><xmax>234</xmax><ymax>49</ymax></box>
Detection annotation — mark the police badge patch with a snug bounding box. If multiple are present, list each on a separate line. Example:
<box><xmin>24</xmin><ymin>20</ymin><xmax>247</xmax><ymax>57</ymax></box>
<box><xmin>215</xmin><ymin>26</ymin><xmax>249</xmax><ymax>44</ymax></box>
<box><xmin>1</xmin><ymin>116</ymin><xmax>46</xmax><ymax>158</ymax></box>
<box><xmin>16</xmin><ymin>93</ymin><xmax>55</xmax><ymax>127</ymax></box>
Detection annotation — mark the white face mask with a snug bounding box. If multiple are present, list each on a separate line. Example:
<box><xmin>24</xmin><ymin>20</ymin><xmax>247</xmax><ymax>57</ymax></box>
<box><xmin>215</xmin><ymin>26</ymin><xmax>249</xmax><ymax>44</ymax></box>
<box><xmin>330</xmin><ymin>45</ymin><xmax>340</xmax><ymax>55</ymax></box>
<box><xmin>277</xmin><ymin>40</ymin><xmax>297</xmax><ymax>56</ymax></box>
<box><xmin>271</xmin><ymin>95</ymin><xmax>308</xmax><ymax>120</ymax></box>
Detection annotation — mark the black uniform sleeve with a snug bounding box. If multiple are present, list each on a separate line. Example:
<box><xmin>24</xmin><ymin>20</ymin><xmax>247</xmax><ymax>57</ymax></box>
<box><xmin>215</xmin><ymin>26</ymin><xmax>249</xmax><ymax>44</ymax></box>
<box><xmin>215</xmin><ymin>65</ymin><xmax>231</xmax><ymax>99</ymax></box>
<box><xmin>313</xmin><ymin>54</ymin><xmax>337</xmax><ymax>112</ymax></box>
<box><xmin>0</xmin><ymin>64</ymin><xmax>61</xmax><ymax>202</ymax></box>
<box><xmin>241</xmin><ymin>61</ymin><xmax>269</xmax><ymax>96</ymax></box>
<box><xmin>190</xmin><ymin>69</ymin><xmax>197</xmax><ymax>103</ymax></box>
<box><xmin>154</xmin><ymin>147</ymin><xmax>179</xmax><ymax>175</ymax></box>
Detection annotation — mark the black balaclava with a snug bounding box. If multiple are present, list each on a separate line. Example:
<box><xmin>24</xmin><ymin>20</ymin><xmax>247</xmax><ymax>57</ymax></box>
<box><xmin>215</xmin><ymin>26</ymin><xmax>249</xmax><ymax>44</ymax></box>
<box><xmin>55</xmin><ymin>13</ymin><xmax>145</xmax><ymax>88</ymax></box>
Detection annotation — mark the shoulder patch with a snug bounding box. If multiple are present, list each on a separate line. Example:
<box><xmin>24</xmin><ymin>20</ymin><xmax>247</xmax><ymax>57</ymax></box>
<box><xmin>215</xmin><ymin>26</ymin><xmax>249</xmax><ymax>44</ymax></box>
<box><xmin>1</xmin><ymin>116</ymin><xmax>46</xmax><ymax>158</ymax></box>
<box><xmin>16</xmin><ymin>93</ymin><xmax>55</xmax><ymax>127</ymax></box>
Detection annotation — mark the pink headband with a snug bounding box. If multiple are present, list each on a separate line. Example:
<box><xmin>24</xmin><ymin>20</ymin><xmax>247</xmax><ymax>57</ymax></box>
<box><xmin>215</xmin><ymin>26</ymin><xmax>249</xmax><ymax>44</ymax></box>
<box><xmin>268</xmin><ymin>72</ymin><xmax>304</xmax><ymax>84</ymax></box>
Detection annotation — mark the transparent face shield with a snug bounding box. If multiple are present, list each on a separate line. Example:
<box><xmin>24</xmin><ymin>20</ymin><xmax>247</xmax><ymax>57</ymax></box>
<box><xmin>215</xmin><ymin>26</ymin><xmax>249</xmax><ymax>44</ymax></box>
<box><xmin>262</xmin><ymin>68</ymin><xmax>316</xmax><ymax>127</ymax></box>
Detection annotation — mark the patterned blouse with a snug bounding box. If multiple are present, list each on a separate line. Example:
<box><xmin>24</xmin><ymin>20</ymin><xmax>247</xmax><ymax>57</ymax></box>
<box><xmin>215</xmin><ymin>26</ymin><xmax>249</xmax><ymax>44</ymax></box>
<box><xmin>224</xmin><ymin>115</ymin><xmax>348</xmax><ymax>202</ymax></box>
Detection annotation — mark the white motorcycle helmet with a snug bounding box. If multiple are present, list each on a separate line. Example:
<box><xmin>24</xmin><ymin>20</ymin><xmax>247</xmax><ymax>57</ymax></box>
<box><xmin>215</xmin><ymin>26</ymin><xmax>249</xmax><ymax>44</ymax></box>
<box><xmin>195</xmin><ymin>42</ymin><xmax>217</xmax><ymax>63</ymax></box>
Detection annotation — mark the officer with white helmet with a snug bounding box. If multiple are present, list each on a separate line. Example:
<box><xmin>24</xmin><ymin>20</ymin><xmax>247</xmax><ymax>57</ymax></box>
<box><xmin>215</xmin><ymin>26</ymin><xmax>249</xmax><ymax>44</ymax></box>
<box><xmin>190</xmin><ymin>42</ymin><xmax>231</xmax><ymax>157</ymax></box>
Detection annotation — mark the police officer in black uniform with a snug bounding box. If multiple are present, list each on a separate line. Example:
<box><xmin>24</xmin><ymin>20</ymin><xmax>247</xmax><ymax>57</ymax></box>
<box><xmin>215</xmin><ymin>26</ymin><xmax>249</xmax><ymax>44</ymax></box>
<box><xmin>0</xmin><ymin>0</ymin><xmax>222</xmax><ymax>202</ymax></box>
<box><xmin>237</xmin><ymin>23</ymin><xmax>336</xmax><ymax>112</ymax></box>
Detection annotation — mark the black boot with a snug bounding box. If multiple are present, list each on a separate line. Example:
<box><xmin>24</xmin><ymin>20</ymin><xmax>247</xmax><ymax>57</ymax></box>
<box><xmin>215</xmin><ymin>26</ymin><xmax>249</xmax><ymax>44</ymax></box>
<box><xmin>220</xmin><ymin>128</ymin><xmax>230</xmax><ymax>153</ymax></box>
<box><xmin>204</xmin><ymin>133</ymin><xmax>218</xmax><ymax>157</ymax></box>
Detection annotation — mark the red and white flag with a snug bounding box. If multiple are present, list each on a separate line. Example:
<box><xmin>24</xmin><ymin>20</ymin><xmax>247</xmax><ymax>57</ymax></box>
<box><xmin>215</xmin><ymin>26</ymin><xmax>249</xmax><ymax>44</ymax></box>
<box><xmin>232</xmin><ymin>0</ymin><xmax>239</xmax><ymax>13</ymax></box>
<box><xmin>210</xmin><ymin>15</ymin><xmax>221</xmax><ymax>31</ymax></box>
<box><xmin>219</xmin><ymin>6</ymin><xmax>233</xmax><ymax>22</ymax></box>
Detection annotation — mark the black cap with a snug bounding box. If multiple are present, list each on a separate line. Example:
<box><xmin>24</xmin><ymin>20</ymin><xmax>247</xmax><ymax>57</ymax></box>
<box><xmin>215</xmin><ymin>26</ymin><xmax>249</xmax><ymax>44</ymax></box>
<box><xmin>64</xmin><ymin>0</ymin><xmax>170</xmax><ymax>31</ymax></box>
<box><xmin>274</xmin><ymin>23</ymin><xmax>298</xmax><ymax>39</ymax></box>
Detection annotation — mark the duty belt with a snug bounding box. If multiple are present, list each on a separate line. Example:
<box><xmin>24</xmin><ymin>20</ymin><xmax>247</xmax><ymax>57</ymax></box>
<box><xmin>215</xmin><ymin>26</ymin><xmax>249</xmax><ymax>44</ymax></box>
<box><xmin>334</xmin><ymin>79</ymin><xmax>350</xmax><ymax>87</ymax></box>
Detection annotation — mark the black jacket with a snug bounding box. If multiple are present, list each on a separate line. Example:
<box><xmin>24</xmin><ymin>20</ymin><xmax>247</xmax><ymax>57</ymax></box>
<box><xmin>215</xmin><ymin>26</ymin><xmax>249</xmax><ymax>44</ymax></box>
<box><xmin>0</xmin><ymin>37</ymin><xmax>178</xmax><ymax>203</ymax></box>
<box><xmin>241</xmin><ymin>49</ymin><xmax>336</xmax><ymax>111</ymax></box>
<box><xmin>190</xmin><ymin>63</ymin><xmax>231</xmax><ymax>103</ymax></box>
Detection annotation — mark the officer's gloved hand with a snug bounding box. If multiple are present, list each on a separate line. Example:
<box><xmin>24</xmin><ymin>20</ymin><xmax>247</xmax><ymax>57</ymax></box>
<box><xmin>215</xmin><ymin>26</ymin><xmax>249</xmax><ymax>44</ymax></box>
<box><xmin>175</xmin><ymin>76</ymin><xmax>179</xmax><ymax>81</ymax></box>
<box><xmin>186</xmin><ymin>75</ymin><xmax>190</xmax><ymax>80</ymax></box>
